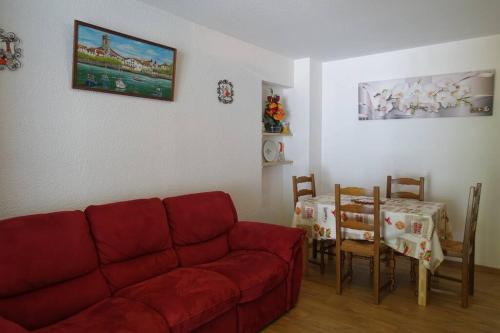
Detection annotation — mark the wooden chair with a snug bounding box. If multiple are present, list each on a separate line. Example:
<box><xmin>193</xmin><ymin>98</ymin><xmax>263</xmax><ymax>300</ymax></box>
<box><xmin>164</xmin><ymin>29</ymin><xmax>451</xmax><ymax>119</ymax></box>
<box><xmin>386</xmin><ymin>176</ymin><xmax>425</xmax><ymax>201</ymax></box>
<box><xmin>433</xmin><ymin>183</ymin><xmax>482</xmax><ymax>308</ymax></box>
<box><xmin>292</xmin><ymin>174</ymin><xmax>334</xmax><ymax>274</ymax></box>
<box><xmin>386</xmin><ymin>176</ymin><xmax>425</xmax><ymax>282</ymax></box>
<box><xmin>335</xmin><ymin>184</ymin><xmax>396</xmax><ymax>304</ymax></box>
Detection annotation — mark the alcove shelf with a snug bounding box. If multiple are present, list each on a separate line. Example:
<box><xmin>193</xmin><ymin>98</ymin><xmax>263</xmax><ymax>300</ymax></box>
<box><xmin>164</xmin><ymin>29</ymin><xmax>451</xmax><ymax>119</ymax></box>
<box><xmin>261</xmin><ymin>80</ymin><xmax>293</xmax><ymax>169</ymax></box>
<box><xmin>262</xmin><ymin>132</ymin><xmax>293</xmax><ymax>137</ymax></box>
<box><xmin>262</xmin><ymin>160</ymin><xmax>293</xmax><ymax>167</ymax></box>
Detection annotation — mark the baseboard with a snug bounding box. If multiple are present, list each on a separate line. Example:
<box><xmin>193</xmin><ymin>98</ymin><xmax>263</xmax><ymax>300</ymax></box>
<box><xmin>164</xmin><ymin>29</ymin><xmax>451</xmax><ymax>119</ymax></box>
<box><xmin>442</xmin><ymin>260</ymin><xmax>500</xmax><ymax>275</ymax></box>
<box><xmin>476</xmin><ymin>264</ymin><xmax>500</xmax><ymax>275</ymax></box>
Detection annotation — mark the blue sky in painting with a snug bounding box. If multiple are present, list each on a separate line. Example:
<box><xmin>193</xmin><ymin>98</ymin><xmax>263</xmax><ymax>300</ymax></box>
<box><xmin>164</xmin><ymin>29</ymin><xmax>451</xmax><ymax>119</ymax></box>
<box><xmin>78</xmin><ymin>25</ymin><xmax>174</xmax><ymax>64</ymax></box>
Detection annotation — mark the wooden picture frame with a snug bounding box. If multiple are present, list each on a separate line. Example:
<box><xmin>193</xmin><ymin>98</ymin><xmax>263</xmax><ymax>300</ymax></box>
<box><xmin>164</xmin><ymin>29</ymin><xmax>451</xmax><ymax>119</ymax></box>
<box><xmin>72</xmin><ymin>20</ymin><xmax>177</xmax><ymax>101</ymax></box>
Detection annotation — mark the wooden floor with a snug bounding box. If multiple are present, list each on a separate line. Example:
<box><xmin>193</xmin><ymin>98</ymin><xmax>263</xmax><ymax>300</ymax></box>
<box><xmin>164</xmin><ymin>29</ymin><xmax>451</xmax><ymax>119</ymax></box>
<box><xmin>265</xmin><ymin>257</ymin><xmax>500</xmax><ymax>333</ymax></box>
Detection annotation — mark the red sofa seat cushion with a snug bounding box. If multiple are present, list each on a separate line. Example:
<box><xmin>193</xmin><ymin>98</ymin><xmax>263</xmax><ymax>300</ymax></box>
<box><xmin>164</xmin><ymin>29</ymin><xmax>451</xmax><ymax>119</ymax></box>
<box><xmin>85</xmin><ymin>198</ymin><xmax>178</xmax><ymax>291</ymax></box>
<box><xmin>197</xmin><ymin>250</ymin><xmax>288</xmax><ymax>303</ymax></box>
<box><xmin>0</xmin><ymin>316</ymin><xmax>28</xmax><ymax>333</ymax></box>
<box><xmin>0</xmin><ymin>211</ymin><xmax>109</xmax><ymax>330</ymax></box>
<box><xmin>33</xmin><ymin>297</ymin><xmax>169</xmax><ymax>333</ymax></box>
<box><xmin>163</xmin><ymin>191</ymin><xmax>237</xmax><ymax>266</ymax></box>
<box><xmin>116</xmin><ymin>268</ymin><xmax>239</xmax><ymax>333</ymax></box>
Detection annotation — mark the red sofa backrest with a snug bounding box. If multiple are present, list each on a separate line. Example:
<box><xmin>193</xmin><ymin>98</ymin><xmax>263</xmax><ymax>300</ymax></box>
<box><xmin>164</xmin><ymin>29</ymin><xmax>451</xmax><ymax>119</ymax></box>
<box><xmin>163</xmin><ymin>191</ymin><xmax>237</xmax><ymax>266</ymax></box>
<box><xmin>85</xmin><ymin>198</ymin><xmax>178</xmax><ymax>292</ymax></box>
<box><xmin>0</xmin><ymin>211</ymin><xmax>110</xmax><ymax>330</ymax></box>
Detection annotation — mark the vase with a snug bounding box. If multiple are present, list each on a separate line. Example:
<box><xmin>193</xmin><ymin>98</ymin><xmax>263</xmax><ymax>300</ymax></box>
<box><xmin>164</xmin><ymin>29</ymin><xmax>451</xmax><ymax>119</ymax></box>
<box><xmin>265</xmin><ymin>124</ymin><xmax>282</xmax><ymax>133</ymax></box>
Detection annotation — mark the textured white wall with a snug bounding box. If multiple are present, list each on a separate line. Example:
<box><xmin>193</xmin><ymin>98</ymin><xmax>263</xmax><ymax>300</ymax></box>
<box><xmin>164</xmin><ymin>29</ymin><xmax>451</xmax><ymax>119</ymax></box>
<box><xmin>322</xmin><ymin>35</ymin><xmax>500</xmax><ymax>268</ymax></box>
<box><xmin>281</xmin><ymin>59</ymin><xmax>311</xmax><ymax>219</ymax></box>
<box><xmin>0</xmin><ymin>0</ymin><xmax>293</xmax><ymax>221</ymax></box>
<box><xmin>309</xmin><ymin>59</ymin><xmax>323</xmax><ymax>186</ymax></box>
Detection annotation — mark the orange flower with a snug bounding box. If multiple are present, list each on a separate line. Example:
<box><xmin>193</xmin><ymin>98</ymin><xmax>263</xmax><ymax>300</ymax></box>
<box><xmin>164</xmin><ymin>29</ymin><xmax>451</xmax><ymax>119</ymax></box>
<box><xmin>341</xmin><ymin>212</ymin><xmax>348</xmax><ymax>222</ymax></box>
<box><xmin>273</xmin><ymin>111</ymin><xmax>285</xmax><ymax>121</ymax></box>
<box><xmin>295</xmin><ymin>206</ymin><xmax>302</xmax><ymax>215</ymax></box>
<box><xmin>403</xmin><ymin>243</ymin><xmax>411</xmax><ymax>255</ymax></box>
<box><xmin>395</xmin><ymin>221</ymin><xmax>406</xmax><ymax>230</ymax></box>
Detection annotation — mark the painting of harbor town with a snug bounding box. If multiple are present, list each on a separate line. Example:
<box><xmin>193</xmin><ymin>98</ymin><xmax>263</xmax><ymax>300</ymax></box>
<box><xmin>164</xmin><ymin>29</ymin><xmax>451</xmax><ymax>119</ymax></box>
<box><xmin>72</xmin><ymin>21</ymin><xmax>176</xmax><ymax>101</ymax></box>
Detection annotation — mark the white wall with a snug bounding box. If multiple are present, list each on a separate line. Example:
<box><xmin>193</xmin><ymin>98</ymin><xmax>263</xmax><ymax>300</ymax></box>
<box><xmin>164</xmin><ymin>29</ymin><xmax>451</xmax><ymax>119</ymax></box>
<box><xmin>322</xmin><ymin>35</ymin><xmax>500</xmax><ymax>268</ymax></box>
<box><xmin>0</xmin><ymin>0</ymin><xmax>293</xmax><ymax>221</ymax></box>
<box><xmin>309</xmin><ymin>60</ymin><xmax>323</xmax><ymax>184</ymax></box>
<box><xmin>281</xmin><ymin>59</ymin><xmax>311</xmax><ymax>215</ymax></box>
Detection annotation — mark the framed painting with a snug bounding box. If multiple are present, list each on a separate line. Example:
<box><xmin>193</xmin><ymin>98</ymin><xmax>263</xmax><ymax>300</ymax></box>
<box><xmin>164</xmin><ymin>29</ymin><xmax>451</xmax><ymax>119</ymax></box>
<box><xmin>358</xmin><ymin>70</ymin><xmax>495</xmax><ymax>120</ymax></box>
<box><xmin>72</xmin><ymin>20</ymin><xmax>176</xmax><ymax>101</ymax></box>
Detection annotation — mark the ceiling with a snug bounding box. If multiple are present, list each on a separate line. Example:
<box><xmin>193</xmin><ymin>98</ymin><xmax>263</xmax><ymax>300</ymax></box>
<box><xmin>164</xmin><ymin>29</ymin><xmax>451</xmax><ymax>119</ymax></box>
<box><xmin>138</xmin><ymin>0</ymin><xmax>500</xmax><ymax>61</ymax></box>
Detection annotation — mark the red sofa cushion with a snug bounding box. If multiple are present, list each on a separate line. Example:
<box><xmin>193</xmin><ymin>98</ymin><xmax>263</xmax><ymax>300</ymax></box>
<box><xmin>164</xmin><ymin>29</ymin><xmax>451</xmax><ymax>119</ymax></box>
<box><xmin>229</xmin><ymin>221</ymin><xmax>305</xmax><ymax>263</ymax></box>
<box><xmin>198</xmin><ymin>250</ymin><xmax>288</xmax><ymax>303</ymax></box>
<box><xmin>0</xmin><ymin>316</ymin><xmax>28</xmax><ymax>333</ymax></box>
<box><xmin>85</xmin><ymin>198</ymin><xmax>178</xmax><ymax>291</ymax></box>
<box><xmin>163</xmin><ymin>191</ymin><xmax>237</xmax><ymax>266</ymax></box>
<box><xmin>0</xmin><ymin>211</ymin><xmax>109</xmax><ymax>330</ymax></box>
<box><xmin>117</xmin><ymin>268</ymin><xmax>239</xmax><ymax>333</ymax></box>
<box><xmin>34</xmin><ymin>297</ymin><xmax>169</xmax><ymax>333</ymax></box>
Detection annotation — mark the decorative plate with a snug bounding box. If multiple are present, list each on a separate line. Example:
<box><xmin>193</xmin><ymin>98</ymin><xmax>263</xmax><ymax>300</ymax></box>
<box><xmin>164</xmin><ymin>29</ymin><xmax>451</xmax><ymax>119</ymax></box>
<box><xmin>0</xmin><ymin>28</ymin><xmax>22</xmax><ymax>71</ymax></box>
<box><xmin>217</xmin><ymin>79</ymin><xmax>234</xmax><ymax>104</ymax></box>
<box><xmin>263</xmin><ymin>140</ymin><xmax>278</xmax><ymax>162</ymax></box>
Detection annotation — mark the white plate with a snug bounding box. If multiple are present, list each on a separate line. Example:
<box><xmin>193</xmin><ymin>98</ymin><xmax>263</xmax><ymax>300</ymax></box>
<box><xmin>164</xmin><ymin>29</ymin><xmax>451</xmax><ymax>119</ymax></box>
<box><xmin>263</xmin><ymin>140</ymin><xmax>278</xmax><ymax>162</ymax></box>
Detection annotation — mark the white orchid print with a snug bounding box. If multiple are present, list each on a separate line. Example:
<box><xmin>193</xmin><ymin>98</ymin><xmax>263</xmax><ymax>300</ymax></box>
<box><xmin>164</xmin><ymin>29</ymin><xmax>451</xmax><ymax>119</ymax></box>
<box><xmin>359</xmin><ymin>70</ymin><xmax>494</xmax><ymax>120</ymax></box>
<box><xmin>365</xmin><ymin>75</ymin><xmax>476</xmax><ymax>115</ymax></box>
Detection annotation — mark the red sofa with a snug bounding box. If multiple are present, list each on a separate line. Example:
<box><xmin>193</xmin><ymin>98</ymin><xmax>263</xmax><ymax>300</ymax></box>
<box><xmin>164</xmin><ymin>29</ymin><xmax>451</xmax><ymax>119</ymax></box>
<box><xmin>0</xmin><ymin>191</ymin><xmax>305</xmax><ymax>333</ymax></box>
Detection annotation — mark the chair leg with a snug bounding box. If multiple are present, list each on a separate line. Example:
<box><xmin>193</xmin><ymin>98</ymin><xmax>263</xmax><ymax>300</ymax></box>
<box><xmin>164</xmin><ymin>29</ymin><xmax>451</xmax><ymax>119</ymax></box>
<box><xmin>410</xmin><ymin>258</ymin><xmax>417</xmax><ymax>283</ymax></box>
<box><xmin>328</xmin><ymin>240</ymin><xmax>335</xmax><ymax>261</ymax></box>
<box><xmin>462</xmin><ymin>258</ymin><xmax>470</xmax><ymax>308</ymax></box>
<box><xmin>347</xmin><ymin>252</ymin><xmax>353</xmax><ymax>281</ymax></box>
<box><xmin>469</xmin><ymin>248</ymin><xmax>475</xmax><ymax>295</ymax></box>
<box><xmin>319</xmin><ymin>240</ymin><xmax>326</xmax><ymax>275</ymax></box>
<box><xmin>389</xmin><ymin>251</ymin><xmax>396</xmax><ymax>291</ymax></box>
<box><xmin>373</xmin><ymin>254</ymin><xmax>380</xmax><ymax>304</ymax></box>
<box><xmin>336</xmin><ymin>250</ymin><xmax>342</xmax><ymax>295</ymax></box>
<box><xmin>312</xmin><ymin>239</ymin><xmax>318</xmax><ymax>259</ymax></box>
<box><xmin>369</xmin><ymin>257</ymin><xmax>374</xmax><ymax>280</ymax></box>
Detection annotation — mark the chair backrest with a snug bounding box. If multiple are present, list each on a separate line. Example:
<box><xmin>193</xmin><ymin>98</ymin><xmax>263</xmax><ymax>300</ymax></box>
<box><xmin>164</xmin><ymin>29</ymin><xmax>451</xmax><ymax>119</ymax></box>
<box><xmin>335</xmin><ymin>184</ymin><xmax>381</xmax><ymax>249</ymax></box>
<box><xmin>292</xmin><ymin>173</ymin><xmax>316</xmax><ymax>205</ymax></box>
<box><xmin>386</xmin><ymin>176</ymin><xmax>425</xmax><ymax>201</ymax></box>
<box><xmin>462</xmin><ymin>183</ymin><xmax>482</xmax><ymax>258</ymax></box>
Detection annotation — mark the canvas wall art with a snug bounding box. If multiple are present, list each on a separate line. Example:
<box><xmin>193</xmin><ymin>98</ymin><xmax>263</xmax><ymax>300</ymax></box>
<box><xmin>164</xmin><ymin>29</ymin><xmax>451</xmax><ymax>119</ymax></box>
<box><xmin>72</xmin><ymin>20</ymin><xmax>176</xmax><ymax>101</ymax></box>
<box><xmin>358</xmin><ymin>70</ymin><xmax>495</xmax><ymax>120</ymax></box>
<box><xmin>0</xmin><ymin>28</ymin><xmax>22</xmax><ymax>71</ymax></box>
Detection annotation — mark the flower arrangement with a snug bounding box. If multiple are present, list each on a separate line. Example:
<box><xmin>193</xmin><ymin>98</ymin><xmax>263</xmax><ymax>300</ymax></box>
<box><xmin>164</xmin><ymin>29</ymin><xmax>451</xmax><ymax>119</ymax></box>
<box><xmin>368</xmin><ymin>77</ymin><xmax>475</xmax><ymax>115</ymax></box>
<box><xmin>264</xmin><ymin>89</ymin><xmax>286</xmax><ymax>132</ymax></box>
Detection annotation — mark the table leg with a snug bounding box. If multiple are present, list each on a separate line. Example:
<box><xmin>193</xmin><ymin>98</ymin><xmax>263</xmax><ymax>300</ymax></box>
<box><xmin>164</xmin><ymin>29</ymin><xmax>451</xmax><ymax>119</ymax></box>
<box><xmin>418</xmin><ymin>260</ymin><xmax>428</xmax><ymax>306</ymax></box>
<box><xmin>303</xmin><ymin>236</ymin><xmax>309</xmax><ymax>276</ymax></box>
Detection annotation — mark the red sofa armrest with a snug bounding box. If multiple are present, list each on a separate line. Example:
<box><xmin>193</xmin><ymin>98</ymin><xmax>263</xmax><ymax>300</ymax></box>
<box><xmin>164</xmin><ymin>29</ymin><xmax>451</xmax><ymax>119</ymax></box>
<box><xmin>228</xmin><ymin>221</ymin><xmax>305</xmax><ymax>263</ymax></box>
<box><xmin>0</xmin><ymin>317</ymin><xmax>27</xmax><ymax>333</ymax></box>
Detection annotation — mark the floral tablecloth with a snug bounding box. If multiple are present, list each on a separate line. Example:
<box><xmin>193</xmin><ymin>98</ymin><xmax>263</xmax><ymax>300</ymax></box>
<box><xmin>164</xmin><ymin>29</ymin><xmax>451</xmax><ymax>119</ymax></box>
<box><xmin>292</xmin><ymin>195</ymin><xmax>450</xmax><ymax>272</ymax></box>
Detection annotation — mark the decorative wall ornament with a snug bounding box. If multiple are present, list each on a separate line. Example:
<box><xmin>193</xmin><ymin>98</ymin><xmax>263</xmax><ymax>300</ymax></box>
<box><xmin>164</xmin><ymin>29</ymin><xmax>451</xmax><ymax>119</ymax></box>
<box><xmin>72</xmin><ymin>21</ymin><xmax>177</xmax><ymax>101</ymax></box>
<box><xmin>0</xmin><ymin>28</ymin><xmax>22</xmax><ymax>71</ymax></box>
<box><xmin>358</xmin><ymin>70</ymin><xmax>495</xmax><ymax>120</ymax></box>
<box><xmin>217</xmin><ymin>79</ymin><xmax>234</xmax><ymax>104</ymax></box>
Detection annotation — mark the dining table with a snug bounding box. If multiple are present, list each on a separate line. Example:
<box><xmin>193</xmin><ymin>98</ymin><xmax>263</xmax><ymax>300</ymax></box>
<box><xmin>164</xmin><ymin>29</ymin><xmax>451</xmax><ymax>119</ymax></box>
<box><xmin>292</xmin><ymin>194</ymin><xmax>451</xmax><ymax>306</ymax></box>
